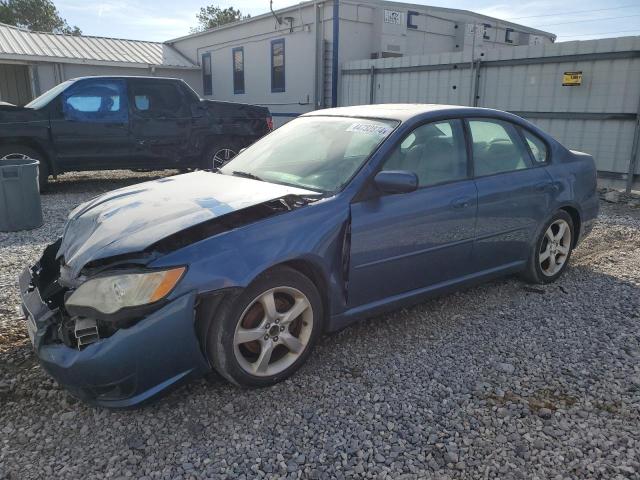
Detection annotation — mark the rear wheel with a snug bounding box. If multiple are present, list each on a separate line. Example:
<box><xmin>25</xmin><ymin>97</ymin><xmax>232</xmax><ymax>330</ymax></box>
<box><xmin>0</xmin><ymin>147</ymin><xmax>49</xmax><ymax>192</ymax></box>
<box><xmin>204</xmin><ymin>142</ymin><xmax>239</xmax><ymax>170</ymax></box>
<box><xmin>522</xmin><ymin>210</ymin><xmax>574</xmax><ymax>284</ymax></box>
<box><xmin>206</xmin><ymin>266</ymin><xmax>323</xmax><ymax>387</ymax></box>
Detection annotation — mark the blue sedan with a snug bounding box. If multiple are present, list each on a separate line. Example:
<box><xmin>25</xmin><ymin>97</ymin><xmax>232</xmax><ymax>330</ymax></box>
<box><xmin>19</xmin><ymin>105</ymin><xmax>599</xmax><ymax>407</ymax></box>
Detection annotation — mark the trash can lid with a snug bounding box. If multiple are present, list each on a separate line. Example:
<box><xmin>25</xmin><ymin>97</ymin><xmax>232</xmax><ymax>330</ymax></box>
<box><xmin>0</xmin><ymin>154</ymin><xmax>39</xmax><ymax>168</ymax></box>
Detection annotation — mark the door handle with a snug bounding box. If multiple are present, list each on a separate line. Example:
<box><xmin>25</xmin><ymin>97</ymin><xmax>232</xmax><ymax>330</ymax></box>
<box><xmin>451</xmin><ymin>197</ymin><xmax>473</xmax><ymax>209</ymax></box>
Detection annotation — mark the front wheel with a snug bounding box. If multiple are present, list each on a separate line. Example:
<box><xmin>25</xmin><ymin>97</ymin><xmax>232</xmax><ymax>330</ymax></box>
<box><xmin>206</xmin><ymin>267</ymin><xmax>323</xmax><ymax>387</ymax></box>
<box><xmin>521</xmin><ymin>211</ymin><xmax>574</xmax><ymax>284</ymax></box>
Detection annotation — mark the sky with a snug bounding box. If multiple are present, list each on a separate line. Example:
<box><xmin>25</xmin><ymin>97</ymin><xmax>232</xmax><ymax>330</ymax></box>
<box><xmin>54</xmin><ymin>0</ymin><xmax>640</xmax><ymax>42</ymax></box>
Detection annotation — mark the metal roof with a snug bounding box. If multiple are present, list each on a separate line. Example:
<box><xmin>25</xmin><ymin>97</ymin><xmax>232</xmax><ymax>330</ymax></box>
<box><xmin>0</xmin><ymin>23</ymin><xmax>198</xmax><ymax>69</ymax></box>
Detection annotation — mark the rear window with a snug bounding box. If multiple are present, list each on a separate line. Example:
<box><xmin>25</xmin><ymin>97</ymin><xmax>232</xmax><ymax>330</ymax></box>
<box><xmin>522</xmin><ymin>129</ymin><xmax>549</xmax><ymax>164</ymax></box>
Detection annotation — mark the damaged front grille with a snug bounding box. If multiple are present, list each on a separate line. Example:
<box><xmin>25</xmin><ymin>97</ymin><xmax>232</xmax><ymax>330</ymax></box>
<box><xmin>74</xmin><ymin>317</ymin><xmax>99</xmax><ymax>347</ymax></box>
<box><xmin>28</xmin><ymin>239</ymin><xmax>105</xmax><ymax>350</ymax></box>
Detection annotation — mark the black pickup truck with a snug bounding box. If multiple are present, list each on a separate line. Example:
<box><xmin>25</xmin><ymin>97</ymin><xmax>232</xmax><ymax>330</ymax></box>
<box><xmin>0</xmin><ymin>76</ymin><xmax>272</xmax><ymax>189</ymax></box>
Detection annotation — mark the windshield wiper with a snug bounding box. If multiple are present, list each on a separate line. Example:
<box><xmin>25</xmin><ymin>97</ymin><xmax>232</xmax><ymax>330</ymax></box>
<box><xmin>231</xmin><ymin>171</ymin><xmax>265</xmax><ymax>182</ymax></box>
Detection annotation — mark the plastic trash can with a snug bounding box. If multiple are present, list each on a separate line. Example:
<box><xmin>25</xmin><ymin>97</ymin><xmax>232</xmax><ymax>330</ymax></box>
<box><xmin>0</xmin><ymin>156</ymin><xmax>43</xmax><ymax>232</ymax></box>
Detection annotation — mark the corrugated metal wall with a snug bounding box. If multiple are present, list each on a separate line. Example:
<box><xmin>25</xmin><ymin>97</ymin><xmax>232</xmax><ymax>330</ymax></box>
<box><xmin>341</xmin><ymin>37</ymin><xmax>640</xmax><ymax>191</ymax></box>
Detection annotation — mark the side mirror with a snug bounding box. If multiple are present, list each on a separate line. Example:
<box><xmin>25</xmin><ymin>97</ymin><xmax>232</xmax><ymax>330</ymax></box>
<box><xmin>373</xmin><ymin>170</ymin><xmax>418</xmax><ymax>194</ymax></box>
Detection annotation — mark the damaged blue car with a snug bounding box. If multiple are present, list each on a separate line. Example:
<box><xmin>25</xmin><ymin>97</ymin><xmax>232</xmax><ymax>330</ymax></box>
<box><xmin>19</xmin><ymin>105</ymin><xmax>599</xmax><ymax>407</ymax></box>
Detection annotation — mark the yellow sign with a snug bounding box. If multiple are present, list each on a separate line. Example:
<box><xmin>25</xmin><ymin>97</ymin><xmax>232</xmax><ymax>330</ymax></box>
<box><xmin>563</xmin><ymin>71</ymin><xmax>582</xmax><ymax>86</ymax></box>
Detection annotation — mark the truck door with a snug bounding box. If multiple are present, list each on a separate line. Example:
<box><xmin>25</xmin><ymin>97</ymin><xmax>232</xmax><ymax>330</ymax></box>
<box><xmin>50</xmin><ymin>78</ymin><xmax>133</xmax><ymax>170</ymax></box>
<box><xmin>128</xmin><ymin>79</ymin><xmax>192</xmax><ymax>168</ymax></box>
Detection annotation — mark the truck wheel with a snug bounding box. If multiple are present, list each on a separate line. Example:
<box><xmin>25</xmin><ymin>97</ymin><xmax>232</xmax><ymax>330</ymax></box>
<box><xmin>205</xmin><ymin>143</ymin><xmax>238</xmax><ymax>170</ymax></box>
<box><xmin>0</xmin><ymin>147</ymin><xmax>49</xmax><ymax>192</ymax></box>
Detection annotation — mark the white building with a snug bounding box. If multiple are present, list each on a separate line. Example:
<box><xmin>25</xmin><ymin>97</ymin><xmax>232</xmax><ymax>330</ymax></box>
<box><xmin>0</xmin><ymin>22</ymin><xmax>200</xmax><ymax>105</ymax></box>
<box><xmin>167</xmin><ymin>0</ymin><xmax>555</xmax><ymax>124</ymax></box>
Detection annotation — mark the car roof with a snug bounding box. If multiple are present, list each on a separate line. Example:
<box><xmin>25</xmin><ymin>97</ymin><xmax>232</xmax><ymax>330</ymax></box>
<box><xmin>303</xmin><ymin>104</ymin><xmax>512</xmax><ymax>122</ymax></box>
<box><xmin>69</xmin><ymin>75</ymin><xmax>181</xmax><ymax>82</ymax></box>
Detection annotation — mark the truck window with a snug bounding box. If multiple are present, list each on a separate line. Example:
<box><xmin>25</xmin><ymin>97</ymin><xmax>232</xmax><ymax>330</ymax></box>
<box><xmin>61</xmin><ymin>79</ymin><xmax>128</xmax><ymax>123</ymax></box>
<box><xmin>130</xmin><ymin>82</ymin><xmax>185</xmax><ymax>117</ymax></box>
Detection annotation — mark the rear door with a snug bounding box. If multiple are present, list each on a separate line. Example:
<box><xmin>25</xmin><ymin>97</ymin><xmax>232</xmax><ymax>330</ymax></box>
<box><xmin>467</xmin><ymin>118</ymin><xmax>555</xmax><ymax>272</ymax></box>
<box><xmin>348</xmin><ymin>119</ymin><xmax>478</xmax><ymax>308</ymax></box>
<box><xmin>128</xmin><ymin>79</ymin><xmax>192</xmax><ymax>167</ymax></box>
<box><xmin>50</xmin><ymin>78</ymin><xmax>132</xmax><ymax>170</ymax></box>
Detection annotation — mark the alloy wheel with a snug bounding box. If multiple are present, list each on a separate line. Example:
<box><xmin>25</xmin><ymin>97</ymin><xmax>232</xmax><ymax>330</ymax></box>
<box><xmin>539</xmin><ymin>219</ymin><xmax>571</xmax><ymax>277</ymax></box>
<box><xmin>233</xmin><ymin>287</ymin><xmax>314</xmax><ymax>377</ymax></box>
<box><xmin>212</xmin><ymin>148</ymin><xmax>237</xmax><ymax>169</ymax></box>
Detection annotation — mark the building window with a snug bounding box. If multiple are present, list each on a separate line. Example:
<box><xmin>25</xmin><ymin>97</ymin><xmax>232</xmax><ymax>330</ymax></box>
<box><xmin>505</xmin><ymin>28</ymin><xmax>514</xmax><ymax>44</ymax></box>
<box><xmin>202</xmin><ymin>52</ymin><xmax>212</xmax><ymax>96</ymax></box>
<box><xmin>271</xmin><ymin>38</ymin><xmax>285</xmax><ymax>93</ymax></box>
<box><xmin>233</xmin><ymin>47</ymin><xmax>245</xmax><ymax>94</ymax></box>
<box><xmin>483</xmin><ymin>24</ymin><xmax>492</xmax><ymax>40</ymax></box>
<box><xmin>407</xmin><ymin>11</ymin><xmax>419</xmax><ymax>30</ymax></box>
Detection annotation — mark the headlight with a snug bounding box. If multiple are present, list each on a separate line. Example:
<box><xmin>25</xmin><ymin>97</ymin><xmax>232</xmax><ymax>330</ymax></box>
<box><xmin>66</xmin><ymin>267</ymin><xmax>186</xmax><ymax>315</ymax></box>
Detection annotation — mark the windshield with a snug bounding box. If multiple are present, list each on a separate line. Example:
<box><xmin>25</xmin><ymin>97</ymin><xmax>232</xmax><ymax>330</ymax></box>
<box><xmin>220</xmin><ymin>116</ymin><xmax>397</xmax><ymax>193</ymax></box>
<box><xmin>25</xmin><ymin>80</ymin><xmax>74</xmax><ymax>109</ymax></box>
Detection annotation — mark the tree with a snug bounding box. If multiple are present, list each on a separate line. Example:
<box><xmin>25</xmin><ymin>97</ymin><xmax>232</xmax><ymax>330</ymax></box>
<box><xmin>192</xmin><ymin>5</ymin><xmax>248</xmax><ymax>33</ymax></box>
<box><xmin>0</xmin><ymin>0</ymin><xmax>81</xmax><ymax>35</ymax></box>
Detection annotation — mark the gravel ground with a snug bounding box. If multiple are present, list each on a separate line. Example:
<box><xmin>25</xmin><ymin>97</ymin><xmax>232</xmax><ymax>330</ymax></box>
<box><xmin>1</xmin><ymin>171</ymin><xmax>639</xmax><ymax>479</ymax></box>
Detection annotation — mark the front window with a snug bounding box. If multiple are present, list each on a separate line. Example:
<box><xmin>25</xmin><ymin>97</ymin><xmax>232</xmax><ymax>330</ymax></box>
<box><xmin>61</xmin><ymin>79</ymin><xmax>128</xmax><ymax>124</ymax></box>
<box><xmin>220</xmin><ymin>116</ymin><xmax>398</xmax><ymax>193</ymax></box>
<box><xmin>382</xmin><ymin>119</ymin><xmax>468</xmax><ymax>187</ymax></box>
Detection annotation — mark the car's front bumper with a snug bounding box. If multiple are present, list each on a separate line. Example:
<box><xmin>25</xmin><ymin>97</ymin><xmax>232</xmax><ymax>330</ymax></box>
<box><xmin>19</xmin><ymin>263</ymin><xmax>211</xmax><ymax>408</ymax></box>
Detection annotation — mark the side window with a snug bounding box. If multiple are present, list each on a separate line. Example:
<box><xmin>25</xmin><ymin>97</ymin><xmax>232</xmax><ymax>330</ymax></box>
<box><xmin>202</xmin><ymin>53</ymin><xmax>212</xmax><ymax>96</ymax></box>
<box><xmin>233</xmin><ymin>47</ymin><xmax>245</xmax><ymax>94</ymax></box>
<box><xmin>271</xmin><ymin>39</ymin><xmax>285</xmax><ymax>93</ymax></box>
<box><xmin>522</xmin><ymin>129</ymin><xmax>548</xmax><ymax>164</ymax></box>
<box><xmin>468</xmin><ymin>119</ymin><xmax>531</xmax><ymax>176</ymax></box>
<box><xmin>382</xmin><ymin>119</ymin><xmax>468</xmax><ymax>187</ymax></box>
<box><xmin>62</xmin><ymin>79</ymin><xmax>128</xmax><ymax>123</ymax></box>
<box><xmin>130</xmin><ymin>82</ymin><xmax>185</xmax><ymax>118</ymax></box>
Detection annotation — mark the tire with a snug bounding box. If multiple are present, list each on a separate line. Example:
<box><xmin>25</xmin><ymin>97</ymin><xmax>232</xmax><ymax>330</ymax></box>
<box><xmin>521</xmin><ymin>210</ymin><xmax>574</xmax><ymax>284</ymax></box>
<box><xmin>0</xmin><ymin>146</ymin><xmax>49</xmax><ymax>192</ymax></box>
<box><xmin>203</xmin><ymin>142</ymin><xmax>239</xmax><ymax>170</ymax></box>
<box><xmin>206</xmin><ymin>266</ymin><xmax>324</xmax><ymax>387</ymax></box>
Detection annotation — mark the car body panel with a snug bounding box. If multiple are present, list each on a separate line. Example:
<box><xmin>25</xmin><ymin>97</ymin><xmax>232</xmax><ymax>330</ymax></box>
<box><xmin>21</xmin><ymin>278</ymin><xmax>209</xmax><ymax>407</ymax></box>
<box><xmin>348</xmin><ymin>179</ymin><xmax>478</xmax><ymax>307</ymax></box>
<box><xmin>18</xmin><ymin>104</ymin><xmax>599</xmax><ymax>407</ymax></box>
<box><xmin>472</xmin><ymin>166</ymin><xmax>555</xmax><ymax>272</ymax></box>
<box><xmin>57</xmin><ymin>171</ymin><xmax>317</xmax><ymax>277</ymax></box>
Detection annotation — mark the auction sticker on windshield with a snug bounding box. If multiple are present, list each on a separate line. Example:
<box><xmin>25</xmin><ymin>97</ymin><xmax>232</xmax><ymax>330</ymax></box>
<box><xmin>346</xmin><ymin>123</ymin><xmax>393</xmax><ymax>136</ymax></box>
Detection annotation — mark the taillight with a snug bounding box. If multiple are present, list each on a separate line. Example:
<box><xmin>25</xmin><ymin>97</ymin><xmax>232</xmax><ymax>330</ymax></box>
<box><xmin>266</xmin><ymin>116</ymin><xmax>273</xmax><ymax>131</ymax></box>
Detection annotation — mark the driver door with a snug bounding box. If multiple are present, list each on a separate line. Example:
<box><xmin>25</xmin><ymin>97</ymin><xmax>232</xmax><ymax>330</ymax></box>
<box><xmin>348</xmin><ymin>119</ymin><xmax>478</xmax><ymax>308</ymax></box>
<box><xmin>50</xmin><ymin>78</ymin><xmax>132</xmax><ymax>170</ymax></box>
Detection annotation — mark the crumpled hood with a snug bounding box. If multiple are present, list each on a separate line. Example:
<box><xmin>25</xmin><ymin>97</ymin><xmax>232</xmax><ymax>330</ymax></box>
<box><xmin>58</xmin><ymin>171</ymin><xmax>315</xmax><ymax>275</ymax></box>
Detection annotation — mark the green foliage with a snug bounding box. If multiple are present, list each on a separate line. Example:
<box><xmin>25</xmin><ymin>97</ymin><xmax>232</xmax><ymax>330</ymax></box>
<box><xmin>192</xmin><ymin>5</ymin><xmax>249</xmax><ymax>33</ymax></box>
<box><xmin>0</xmin><ymin>0</ymin><xmax>81</xmax><ymax>35</ymax></box>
